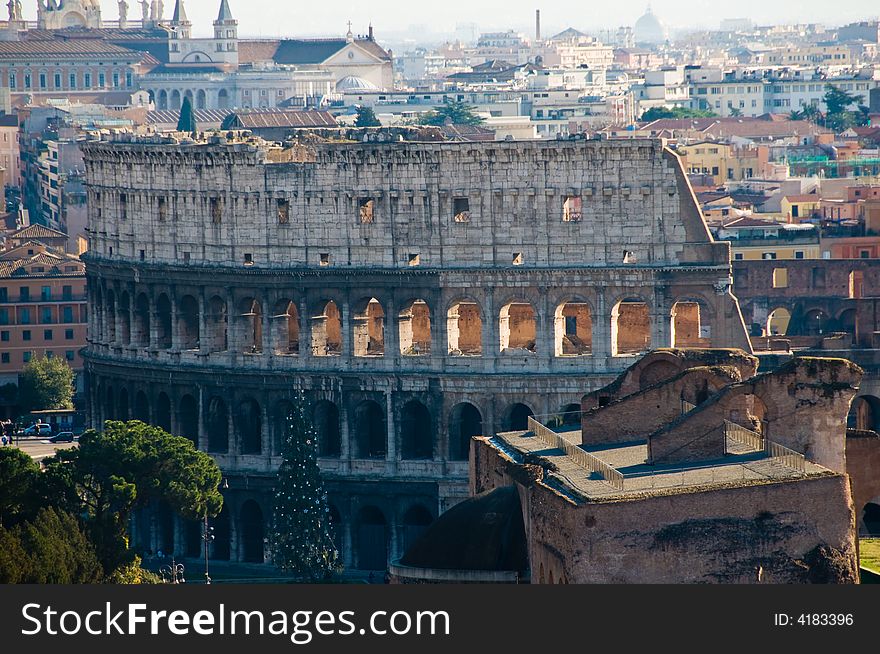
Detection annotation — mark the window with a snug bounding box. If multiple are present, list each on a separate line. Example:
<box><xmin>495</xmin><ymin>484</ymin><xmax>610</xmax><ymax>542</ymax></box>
<box><xmin>210</xmin><ymin>197</ymin><xmax>222</xmax><ymax>223</ymax></box>
<box><xmin>183</xmin><ymin>251</ymin><xmax>191</xmax><ymax>263</ymax></box>
<box><xmin>860</xmin><ymin>250</ymin><xmax>870</xmax><ymax>259</ymax></box>
<box><xmin>277</xmin><ymin>198</ymin><xmax>290</xmax><ymax>224</ymax></box>
<box><xmin>453</xmin><ymin>197</ymin><xmax>470</xmax><ymax>222</ymax></box>
<box><xmin>62</xmin><ymin>285</ymin><xmax>72</xmax><ymax>301</ymax></box>
<box><xmin>244</xmin><ymin>253</ymin><xmax>253</xmax><ymax>266</ymax></box>
<box><xmin>0</xmin><ymin>331</ymin><xmax>7</xmax><ymax>342</ymax></box>
<box><xmin>139</xmin><ymin>250</ymin><xmax>145</xmax><ymax>261</ymax></box>
<box><xmin>41</xmin><ymin>286</ymin><xmax>51</xmax><ymax>301</ymax></box>
<box><xmin>44</xmin><ymin>329</ymin><xmax>53</xmax><ymax>341</ymax></box>
<box><xmin>22</xmin><ymin>351</ymin><xmax>31</xmax><ymax>363</ymax></box>
<box><xmin>358</xmin><ymin>198</ymin><xmax>375</xmax><ymax>224</ymax></box>
<box><xmin>319</xmin><ymin>253</ymin><xmax>330</xmax><ymax>266</ymax></box>
<box><xmin>41</xmin><ymin>307</ymin><xmax>52</xmax><ymax>324</ymax></box>
<box><xmin>9</xmin><ymin>73</ymin><xmax>15</xmax><ymax>89</ymax></box>
<box><xmin>112</xmin><ymin>72</ymin><xmax>119</xmax><ymax>88</ymax></box>
<box><xmin>45</xmin><ymin>351</ymin><xmax>53</xmax><ymax>359</ymax></box>
<box><xmin>158</xmin><ymin>197</ymin><xmax>167</xmax><ymax>221</ymax></box>
<box><xmin>0</xmin><ymin>288</ymin><xmax>6</xmax><ymax>303</ymax></box>
<box><xmin>22</xmin><ymin>330</ymin><xmax>30</xmax><ymax>341</ymax></box>
<box><xmin>24</xmin><ymin>73</ymin><xmax>30</xmax><ymax>89</ymax></box>
<box><xmin>69</xmin><ymin>73</ymin><xmax>76</xmax><ymax>88</ymax></box>
<box><xmin>39</xmin><ymin>73</ymin><xmax>46</xmax><ymax>89</ymax></box>
<box><xmin>65</xmin><ymin>350</ymin><xmax>74</xmax><ymax>362</ymax></box>
<box><xmin>98</xmin><ymin>72</ymin><xmax>105</xmax><ymax>87</ymax></box>
<box><xmin>512</xmin><ymin>252</ymin><xmax>523</xmax><ymax>265</ymax></box>
<box><xmin>762</xmin><ymin>252</ymin><xmax>777</xmax><ymax>260</ymax></box>
<box><xmin>84</xmin><ymin>72</ymin><xmax>91</xmax><ymax>88</ymax></box>
<box><xmin>0</xmin><ymin>309</ymin><xmax>8</xmax><ymax>325</ymax></box>
<box><xmin>772</xmin><ymin>268</ymin><xmax>788</xmax><ymax>288</ymax></box>
<box><xmin>795</xmin><ymin>251</ymin><xmax>804</xmax><ymax>259</ymax></box>
<box><xmin>62</xmin><ymin>306</ymin><xmax>73</xmax><ymax>323</ymax></box>
<box><xmin>53</xmin><ymin>73</ymin><xmax>60</xmax><ymax>88</ymax></box>
<box><xmin>65</xmin><ymin>329</ymin><xmax>74</xmax><ymax>340</ymax></box>
<box><xmin>408</xmin><ymin>253</ymin><xmax>420</xmax><ymax>266</ymax></box>
<box><xmin>125</xmin><ymin>72</ymin><xmax>132</xmax><ymax>88</ymax></box>
<box><xmin>562</xmin><ymin>195</ymin><xmax>582</xmax><ymax>222</ymax></box>
<box><xmin>734</xmin><ymin>253</ymin><xmax>744</xmax><ymax>260</ymax></box>
<box><xmin>1</xmin><ymin>353</ymin><xmax>8</xmax><ymax>364</ymax></box>
<box><xmin>19</xmin><ymin>287</ymin><xmax>29</xmax><ymax>301</ymax></box>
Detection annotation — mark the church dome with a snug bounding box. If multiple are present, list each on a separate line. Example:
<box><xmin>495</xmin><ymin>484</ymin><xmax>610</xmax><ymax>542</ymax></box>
<box><xmin>634</xmin><ymin>6</ymin><xmax>667</xmax><ymax>45</ymax></box>
<box><xmin>336</xmin><ymin>75</ymin><xmax>378</xmax><ymax>92</ymax></box>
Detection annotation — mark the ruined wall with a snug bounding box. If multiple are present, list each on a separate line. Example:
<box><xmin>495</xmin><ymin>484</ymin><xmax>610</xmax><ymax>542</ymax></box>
<box><xmin>846</xmin><ymin>430</ymin><xmax>880</xmax><ymax>533</ymax></box>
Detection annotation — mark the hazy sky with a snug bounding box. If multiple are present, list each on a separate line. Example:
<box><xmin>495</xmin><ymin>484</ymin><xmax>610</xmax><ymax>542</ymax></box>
<box><xmin>17</xmin><ymin>1</ymin><xmax>880</xmax><ymax>39</ymax></box>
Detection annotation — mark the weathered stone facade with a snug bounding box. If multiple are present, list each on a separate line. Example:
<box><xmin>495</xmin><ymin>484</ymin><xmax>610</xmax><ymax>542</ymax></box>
<box><xmin>81</xmin><ymin>133</ymin><xmax>751</xmax><ymax>570</ymax></box>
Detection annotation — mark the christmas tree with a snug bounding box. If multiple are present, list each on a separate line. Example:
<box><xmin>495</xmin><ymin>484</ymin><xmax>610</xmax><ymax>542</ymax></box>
<box><xmin>270</xmin><ymin>392</ymin><xmax>340</xmax><ymax>580</ymax></box>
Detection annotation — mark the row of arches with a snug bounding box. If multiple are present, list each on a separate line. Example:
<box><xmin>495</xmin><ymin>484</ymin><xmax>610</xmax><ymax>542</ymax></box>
<box><xmin>149</xmin><ymin>88</ymin><xmax>229</xmax><ymax>111</ymax></box>
<box><xmin>92</xmin><ymin>287</ymin><xmax>709</xmax><ymax>358</ymax></box>
<box><xmin>97</xmin><ymin>384</ymin><xmax>548</xmax><ymax>461</ymax></box>
<box><xmin>752</xmin><ymin>306</ymin><xmax>857</xmax><ymax>338</ymax></box>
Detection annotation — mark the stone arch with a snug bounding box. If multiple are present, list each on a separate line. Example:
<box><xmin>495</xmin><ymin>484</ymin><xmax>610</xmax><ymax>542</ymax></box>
<box><xmin>134</xmin><ymin>390</ymin><xmax>149</xmax><ymax>423</ymax></box>
<box><xmin>206</xmin><ymin>396</ymin><xmax>229</xmax><ymax>453</ymax></box>
<box><xmin>236</xmin><ymin>397</ymin><xmax>262</xmax><ymax>455</ymax></box>
<box><xmin>638</xmin><ymin>359</ymin><xmax>683</xmax><ymax>390</ymax></box>
<box><xmin>156</xmin><ymin>293</ymin><xmax>172</xmax><ymax>349</ymax></box>
<box><xmin>671</xmin><ymin>299</ymin><xmax>708</xmax><ymax>347</ymax></box>
<box><xmin>119</xmin><ymin>291</ymin><xmax>131</xmax><ymax>345</ymax></box>
<box><xmin>239</xmin><ymin>297</ymin><xmax>263</xmax><ymax>354</ymax></box>
<box><xmin>271</xmin><ymin>399</ymin><xmax>294</xmax><ymax>456</ymax></box>
<box><xmin>207</xmin><ymin>296</ymin><xmax>228</xmax><ymax>352</ymax></box>
<box><xmin>803</xmin><ymin>308</ymin><xmax>830</xmax><ymax>336</ymax></box>
<box><xmin>211</xmin><ymin>505</ymin><xmax>231</xmax><ymax>561</ymax></box>
<box><xmin>399</xmin><ymin>299</ymin><xmax>431</xmax><ymax>356</ymax></box>
<box><xmin>196</xmin><ymin>89</ymin><xmax>207</xmax><ymax>110</ymax></box>
<box><xmin>499</xmin><ymin>301</ymin><xmax>537</xmax><ymax>353</ymax></box>
<box><xmin>838</xmin><ymin>308</ymin><xmax>857</xmax><ymax>336</ymax></box>
<box><xmin>353</xmin><ymin>297</ymin><xmax>385</xmax><ymax>357</ymax></box>
<box><xmin>105</xmin><ymin>289</ymin><xmax>117</xmax><ymax>343</ymax></box>
<box><xmin>158</xmin><ymin>89</ymin><xmax>168</xmax><ymax>110</ymax></box>
<box><xmin>401</xmin><ymin>504</ymin><xmax>433</xmax><ymax>554</ymax></box>
<box><xmin>448</xmin><ymin>402</ymin><xmax>482</xmax><ymax>461</ymax></box>
<box><xmin>311</xmin><ymin>299</ymin><xmax>342</xmax><ymax>356</ymax></box>
<box><xmin>554</xmin><ymin>300</ymin><xmax>592</xmax><ymax>356</ymax></box>
<box><xmin>447</xmin><ymin>299</ymin><xmax>482</xmax><ymax>356</ymax></box>
<box><xmin>314</xmin><ymin>400</ymin><xmax>341</xmax><ymax>457</ymax></box>
<box><xmin>94</xmin><ymin>286</ymin><xmax>104</xmax><ymax>342</ymax></box>
<box><xmin>156</xmin><ymin>392</ymin><xmax>172</xmax><ymax>433</ymax></box>
<box><xmin>505</xmin><ymin>403</ymin><xmax>533</xmax><ymax>431</ymax></box>
<box><xmin>849</xmin><ymin>395</ymin><xmax>880</xmax><ymax>432</ymax></box>
<box><xmin>400</xmin><ymin>399</ymin><xmax>433</xmax><ymax>460</ymax></box>
<box><xmin>104</xmin><ymin>385</ymin><xmax>115</xmax><ymax>421</ymax></box>
<box><xmin>156</xmin><ymin>500</ymin><xmax>175</xmax><ymax>555</ymax></box>
<box><xmin>560</xmin><ymin>403</ymin><xmax>581</xmax><ymax>427</ymax></box>
<box><xmin>863</xmin><ymin>499</ymin><xmax>880</xmax><ymax>536</ymax></box>
<box><xmin>184</xmin><ymin>89</ymin><xmax>194</xmax><ymax>106</ymax></box>
<box><xmin>179</xmin><ymin>394</ymin><xmax>199</xmax><ymax>445</ymax></box>
<box><xmin>356</xmin><ymin>505</ymin><xmax>388</xmax><ymax>570</ymax></box>
<box><xmin>179</xmin><ymin>295</ymin><xmax>199</xmax><ymax>350</ymax></box>
<box><xmin>239</xmin><ymin>500</ymin><xmax>265</xmax><ymax>563</ymax></box>
<box><xmin>133</xmin><ymin>292</ymin><xmax>150</xmax><ymax>347</ymax></box>
<box><xmin>612</xmin><ymin>297</ymin><xmax>650</xmax><ymax>355</ymax></box>
<box><xmin>170</xmin><ymin>89</ymin><xmax>181</xmax><ymax>111</ymax></box>
<box><xmin>117</xmin><ymin>387</ymin><xmax>129</xmax><ymax>421</ymax></box>
<box><xmin>353</xmin><ymin>400</ymin><xmax>385</xmax><ymax>458</ymax></box>
<box><xmin>217</xmin><ymin>88</ymin><xmax>230</xmax><ymax>109</ymax></box>
<box><xmin>272</xmin><ymin>299</ymin><xmax>299</xmax><ymax>355</ymax></box>
<box><xmin>766</xmin><ymin>307</ymin><xmax>792</xmax><ymax>336</ymax></box>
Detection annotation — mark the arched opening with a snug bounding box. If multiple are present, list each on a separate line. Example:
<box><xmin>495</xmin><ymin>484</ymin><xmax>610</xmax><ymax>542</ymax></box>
<box><xmin>240</xmin><ymin>500</ymin><xmax>265</xmax><ymax>563</ymax></box>
<box><xmin>864</xmin><ymin>502</ymin><xmax>880</xmax><ymax>536</ymax></box>
<box><xmin>353</xmin><ymin>400</ymin><xmax>385</xmax><ymax>458</ymax></box>
<box><xmin>206</xmin><ymin>397</ymin><xmax>229</xmax><ymax>453</ymax></box>
<box><xmin>314</xmin><ymin>400</ymin><xmax>341</xmax><ymax>457</ymax></box>
<box><xmin>211</xmin><ymin>506</ymin><xmax>231</xmax><ymax>561</ymax></box>
<box><xmin>134</xmin><ymin>391</ymin><xmax>149</xmax><ymax>423</ymax></box>
<box><xmin>170</xmin><ymin>89</ymin><xmax>181</xmax><ymax>111</ymax></box>
<box><xmin>105</xmin><ymin>290</ymin><xmax>117</xmax><ymax>343</ymax></box>
<box><xmin>239</xmin><ymin>298</ymin><xmax>263</xmax><ymax>354</ymax></box>
<box><xmin>272</xmin><ymin>300</ymin><xmax>299</xmax><ymax>355</ymax></box>
<box><xmin>207</xmin><ymin>296</ymin><xmax>228</xmax><ymax>352</ymax></box>
<box><xmin>117</xmin><ymin>387</ymin><xmax>129</xmax><ymax>421</ymax></box>
<box><xmin>217</xmin><ymin>88</ymin><xmax>229</xmax><ymax>110</ymax></box>
<box><xmin>804</xmin><ymin>308</ymin><xmax>830</xmax><ymax>337</ymax></box>
<box><xmin>184</xmin><ymin>89</ymin><xmax>194</xmax><ymax>107</ymax></box>
<box><xmin>156</xmin><ymin>501</ymin><xmax>175</xmax><ymax>556</ymax></box>
<box><xmin>639</xmin><ymin>360</ymin><xmax>681</xmax><ymax>390</ymax></box>
<box><xmin>179</xmin><ymin>394</ymin><xmax>199</xmax><ymax>445</ymax></box>
<box><xmin>237</xmin><ymin>398</ymin><xmax>262</xmax><ymax>455</ymax></box>
<box><xmin>400</xmin><ymin>400</ymin><xmax>433</xmax><ymax>460</ymax></box>
<box><xmin>158</xmin><ymin>89</ymin><xmax>168</xmax><ymax>110</ymax></box>
<box><xmin>401</xmin><ymin>505</ymin><xmax>433</xmax><ymax>554</ymax></box>
<box><xmin>499</xmin><ymin>301</ymin><xmax>537</xmax><ymax>353</ymax></box>
<box><xmin>506</xmin><ymin>403</ymin><xmax>533</xmax><ymax>431</ymax></box>
<box><xmin>156</xmin><ymin>294</ymin><xmax>172</xmax><ymax>349</ymax></box>
<box><xmin>184</xmin><ymin>519</ymin><xmax>202</xmax><ymax>558</ymax></box>
<box><xmin>848</xmin><ymin>395</ymin><xmax>880</xmax><ymax>432</ymax></box>
<box><xmin>156</xmin><ymin>392</ymin><xmax>172</xmax><ymax>433</ymax></box>
<box><xmin>179</xmin><ymin>295</ymin><xmax>200</xmax><ymax>350</ymax></box>
<box><xmin>399</xmin><ymin>300</ymin><xmax>431</xmax><ymax>355</ymax></box>
<box><xmin>272</xmin><ymin>400</ymin><xmax>294</xmax><ymax>456</ymax></box>
<box><xmin>671</xmin><ymin>301</ymin><xmax>706</xmax><ymax>347</ymax></box>
<box><xmin>104</xmin><ymin>385</ymin><xmax>115</xmax><ymax>421</ymax></box>
<box><xmin>447</xmin><ymin>301</ymin><xmax>482</xmax><ymax>356</ymax></box>
<box><xmin>766</xmin><ymin>307</ymin><xmax>791</xmax><ymax>336</ymax></box>
<box><xmin>353</xmin><ymin>298</ymin><xmax>385</xmax><ymax>357</ymax></box>
<box><xmin>119</xmin><ymin>291</ymin><xmax>131</xmax><ymax>345</ymax></box>
<box><xmin>554</xmin><ymin>302</ymin><xmax>592</xmax><ymax>356</ymax></box>
<box><xmin>839</xmin><ymin>308</ymin><xmax>857</xmax><ymax>337</ymax></box>
<box><xmin>727</xmin><ymin>393</ymin><xmax>769</xmax><ymax>438</ymax></box>
<box><xmin>133</xmin><ymin>293</ymin><xmax>150</xmax><ymax>347</ymax></box>
<box><xmin>311</xmin><ymin>300</ymin><xmax>341</xmax><ymax>356</ymax></box>
<box><xmin>356</xmin><ymin>506</ymin><xmax>388</xmax><ymax>570</ymax></box>
<box><xmin>612</xmin><ymin>299</ymin><xmax>650</xmax><ymax>355</ymax></box>
<box><xmin>94</xmin><ymin>287</ymin><xmax>104</xmax><ymax>342</ymax></box>
<box><xmin>196</xmin><ymin>89</ymin><xmax>206</xmax><ymax>110</ymax></box>
<box><xmin>448</xmin><ymin>402</ymin><xmax>482</xmax><ymax>461</ymax></box>
<box><xmin>560</xmin><ymin>403</ymin><xmax>581</xmax><ymax>427</ymax></box>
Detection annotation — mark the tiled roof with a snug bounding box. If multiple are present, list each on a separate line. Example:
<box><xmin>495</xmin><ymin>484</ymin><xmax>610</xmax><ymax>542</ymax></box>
<box><xmin>231</xmin><ymin>110</ymin><xmax>337</xmax><ymax>129</ymax></box>
<box><xmin>0</xmin><ymin>37</ymin><xmax>144</xmax><ymax>60</ymax></box>
<box><xmin>239</xmin><ymin>38</ymin><xmax>391</xmax><ymax>65</ymax></box>
<box><xmin>0</xmin><ymin>251</ymin><xmax>82</xmax><ymax>278</ymax></box>
<box><xmin>146</xmin><ymin>108</ymin><xmax>233</xmax><ymax>126</ymax></box>
<box><xmin>9</xmin><ymin>224</ymin><xmax>68</xmax><ymax>241</ymax></box>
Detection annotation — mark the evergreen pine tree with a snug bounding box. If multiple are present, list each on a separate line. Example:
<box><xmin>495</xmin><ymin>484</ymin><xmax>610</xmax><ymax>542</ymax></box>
<box><xmin>271</xmin><ymin>392</ymin><xmax>340</xmax><ymax>580</ymax></box>
<box><xmin>177</xmin><ymin>96</ymin><xmax>197</xmax><ymax>136</ymax></box>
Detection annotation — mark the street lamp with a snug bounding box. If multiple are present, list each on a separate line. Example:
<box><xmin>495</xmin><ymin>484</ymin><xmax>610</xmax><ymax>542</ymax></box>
<box><xmin>203</xmin><ymin>514</ymin><xmax>214</xmax><ymax>585</ymax></box>
<box><xmin>160</xmin><ymin>558</ymin><xmax>185</xmax><ymax>584</ymax></box>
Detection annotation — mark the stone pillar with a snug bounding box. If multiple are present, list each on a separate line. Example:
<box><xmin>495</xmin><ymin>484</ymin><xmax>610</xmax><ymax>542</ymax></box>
<box><xmin>298</xmin><ymin>298</ymin><xmax>309</xmax><ymax>360</ymax></box>
<box><xmin>385</xmin><ymin>390</ymin><xmax>396</xmax><ymax>470</ymax></box>
<box><xmin>127</xmin><ymin>285</ymin><xmax>137</xmax><ymax>348</ymax></box>
<box><xmin>261</xmin><ymin>292</ymin><xmax>272</xmax><ymax>356</ymax></box>
<box><xmin>384</xmin><ymin>296</ymin><xmax>397</xmax><ymax>363</ymax></box>
<box><xmin>593</xmin><ymin>288</ymin><xmax>611</xmax><ymax>360</ymax></box>
<box><xmin>389</xmin><ymin>511</ymin><xmax>400</xmax><ymax>563</ymax></box>
<box><xmin>538</xmin><ymin>285</ymin><xmax>553</xmax><ymax>365</ymax></box>
<box><xmin>339</xmin><ymin>397</ymin><xmax>351</xmax><ymax>464</ymax></box>
<box><xmin>229</xmin><ymin>500</ymin><xmax>240</xmax><ymax>563</ymax></box>
<box><xmin>484</xmin><ymin>287</ymin><xmax>497</xmax><ymax>370</ymax></box>
<box><xmin>260</xmin><ymin>402</ymin><xmax>270</xmax><ymax>457</ymax></box>
<box><xmin>341</xmin><ymin>297</ymin><xmax>352</xmax><ymax>362</ymax></box>
<box><xmin>198</xmin><ymin>290</ymin><xmax>208</xmax><ymax>354</ymax></box>
<box><xmin>652</xmin><ymin>290</ymin><xmax>673</xmax><ymax>348</ymax></box>
<box><xmin>228</xmin><ymin>395</ymin><xmax>237</xmax><ymax>455</ymax></box>
<box><xmin>174</xmin><ymin>515</ymin><xmax>186</xmax><ymax>557</ymax></box>
<box><xmin>170</xmin><ymin>289</ymin><xmax>180</xmax><ymax>351</ymax></box>
<box><xmin>342</xmin><ymin>515</ymin><xmax>353</xmax><ymax>569</ymax></box>
<box><xmin>148</xmin><ymin>290</ymin><xmax>159</xmax><ymax>349</ymax></box>
<box><xmin>197</xmin><ymin>386</ymin><xmax>208</xmax><ymax>452</ymax></box>
<box><xmin>226</xmin><ymin>289</ymin><xmax>236</xmax><ymax>353</ymax></box>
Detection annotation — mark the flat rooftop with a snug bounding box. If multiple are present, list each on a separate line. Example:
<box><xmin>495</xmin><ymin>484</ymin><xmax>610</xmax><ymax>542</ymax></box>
<box><xmin>490</xmin><ymin>425</ymin><xmax>831</xmax><ymax>504</ymax></box>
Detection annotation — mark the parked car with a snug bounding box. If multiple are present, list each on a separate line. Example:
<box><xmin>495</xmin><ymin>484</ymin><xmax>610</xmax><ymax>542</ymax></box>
<box><xmin>23</xmin><ymin>423</ymin><xmax>52</xmax><ymax>436</ymax></box>
<box><xmin>49</xmin><ymin>431</ymin><xmax>74</xmax><ymax>443</ymax></box>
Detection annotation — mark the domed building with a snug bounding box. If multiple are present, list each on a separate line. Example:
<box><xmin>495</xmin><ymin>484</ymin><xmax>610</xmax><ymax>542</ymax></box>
<box><xmin>336</xmin><ymin>75</ymin><xmax>379</xmax><ymax>92</ymax></box>
<box><xmin>634</xmin><ymin>5</ymin><xmax>667</xmax><ymax>46</ymax></box>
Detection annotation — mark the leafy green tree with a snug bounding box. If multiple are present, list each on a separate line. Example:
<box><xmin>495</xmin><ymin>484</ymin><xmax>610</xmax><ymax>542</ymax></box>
<box><xmin>0</xmin><ymin>448</ymin><xmax>40</xmax><ymax>528</ymax></box>
<box><xmin>0</xmin><ymin>508</ymin><xmax>104</xmax><ymax>584</ymax></box>
<box><xmin>270</xmin><ymin>393</ymin><xmax>340</xmax><ymax>580</ymax></box>
<box><xmin>177</xmin><ymin>95</ymin><xmax>197</xmax><ymax>135</ymax></box>
<box><xmin>220</xmin><ymin>112</ymin><xmax>238</xmax><ymax>131</ymax></box>
<box><xmin>354</xmin><ymin>106</ymin><xmax>381</xmax><ymax>127</ymax></box>
<box><xmin>17</xmin><ymin>354</ymin><xmax>74</xmax><ymax>413</ymax></box>
<box><xmin>42</xmin><ymin>420</ymin><xmax>224</xmax><ymax>574</ymax></box>
<box><xmin>822</xmin><ymin>84</ymin><xmax>866</xmax><ymax>131</ymax></box>
<box><xmin>418</xmin><ymin>100</ymin><xmax>484</xmax><ymax>126</ymax></box>
<box><xmin>640</xmin><ymin>106</ymin><xmax>717</xmax><ymax>121</ymax></box>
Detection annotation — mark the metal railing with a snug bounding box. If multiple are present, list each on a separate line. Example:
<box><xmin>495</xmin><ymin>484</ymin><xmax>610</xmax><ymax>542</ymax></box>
<box><xmin>724</xmin><ymin>420</ymin><xmax>806</xmax><ymax>473</ymax></box>
<box><xmin>766</xmin><ymin>440</ymin><xmax>806</xmax><ymax>474</ymax></box>
<box><xmin>528</xmin><ymin>416</ymin><xmax>625</xmax><ymax>490</ymax></box>
<box><xmin>724</xmin><ymin>420</ymin><xmax>764</xmax><ymax>452</ymax></box>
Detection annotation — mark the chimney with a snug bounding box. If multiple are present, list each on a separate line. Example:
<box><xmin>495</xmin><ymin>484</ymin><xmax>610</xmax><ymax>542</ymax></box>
<box><xmin>369</xmin><ymin>23</ymin><xmax>374</xmax><ymax>40</ymax></box>
<box><xmin>536</xmin><ymin>9</ymin><xmax>541</xmax><ymax>41</ymax></box>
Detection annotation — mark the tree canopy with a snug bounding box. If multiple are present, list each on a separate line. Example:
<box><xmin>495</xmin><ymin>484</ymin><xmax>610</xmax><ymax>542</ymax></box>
<box><xmin>640</xmin><ymin>106</ymin><xmax>717</xmax><ymax>121</ymax></box>
<box><xmin>418</xmin><ymin>100</ymin><xmax>484</xmax><ymax>126</ymax></box>
<box><xmin>354</xmin><ymin>106</ymin><xmax>381</xmax><ymax>127</ymax></box>
<box><xmin>17</xmin><ymin>354</ymin><xmax>74</xmax><ymax>413</ymax></box>
<box><xmin>177</xmin><ymin>96</ymin><xmax>197</xmax><ymax>135</ymax></box>
<box><xmin>0</xmin><ymin>447</ymin><xmax>41</xmax><ymax>528</ymax></box>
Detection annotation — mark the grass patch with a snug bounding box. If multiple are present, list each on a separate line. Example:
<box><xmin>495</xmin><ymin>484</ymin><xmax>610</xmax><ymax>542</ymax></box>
<box><xmin>859</xmin><ymin>538</ymin><xmax>880</xmax><ymax>573</ymax></box>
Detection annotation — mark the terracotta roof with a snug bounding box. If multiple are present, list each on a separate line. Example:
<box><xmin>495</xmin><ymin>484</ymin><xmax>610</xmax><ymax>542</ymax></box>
<box><xmin>9</xmin><ymin>224</ymin><xmax>68</xmax><ymax>241</ymax></box>
<box><xmin>784</xmin><ymin>194</ymin><xmax>820</xmax><ymax>203</ymax></box>
<box><xmin>237</xmin><ymin>40</ymin><xmax>281</xmax><ymax>63</ymax></box>
<box><xmin>230</xmin><ymin>110</ymin><xmax>337</xmax><ymax>129</ymax></box>
<box><xmin>0</xmin><ymin>37</ymin><xmax>144</xmax><ymax>60</ymax></box>
<box><xmin>0</xmin><ymin>251</ymin><xmax>82</xmax><ymax>278</ymax></box>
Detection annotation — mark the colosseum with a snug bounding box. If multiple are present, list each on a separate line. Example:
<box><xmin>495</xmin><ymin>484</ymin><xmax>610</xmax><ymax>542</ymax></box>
<box><xmin>81</xmin><ymin>131</ymin><xmax>752</xmax><ymax>572</ymax></box>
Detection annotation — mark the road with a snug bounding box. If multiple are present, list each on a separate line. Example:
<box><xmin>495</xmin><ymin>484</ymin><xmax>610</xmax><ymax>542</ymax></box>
<box><xmin>7</xmin><ymin>437</ymin><xmax>77</xmax><ymax>461</ymax></box>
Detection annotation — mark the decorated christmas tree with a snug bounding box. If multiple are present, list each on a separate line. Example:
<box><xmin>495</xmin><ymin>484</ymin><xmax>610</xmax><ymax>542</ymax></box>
<box><xmin>270</xmin><ymin>392</ymin><xmax>340</xmax><ymax>580</ymax></box>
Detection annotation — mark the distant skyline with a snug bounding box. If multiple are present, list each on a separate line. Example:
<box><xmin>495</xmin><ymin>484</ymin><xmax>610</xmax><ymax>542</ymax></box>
<box><xmin>15</xmin><ymin>0</ymin><xmax>880</xmax><ymax>39</ymax></box>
